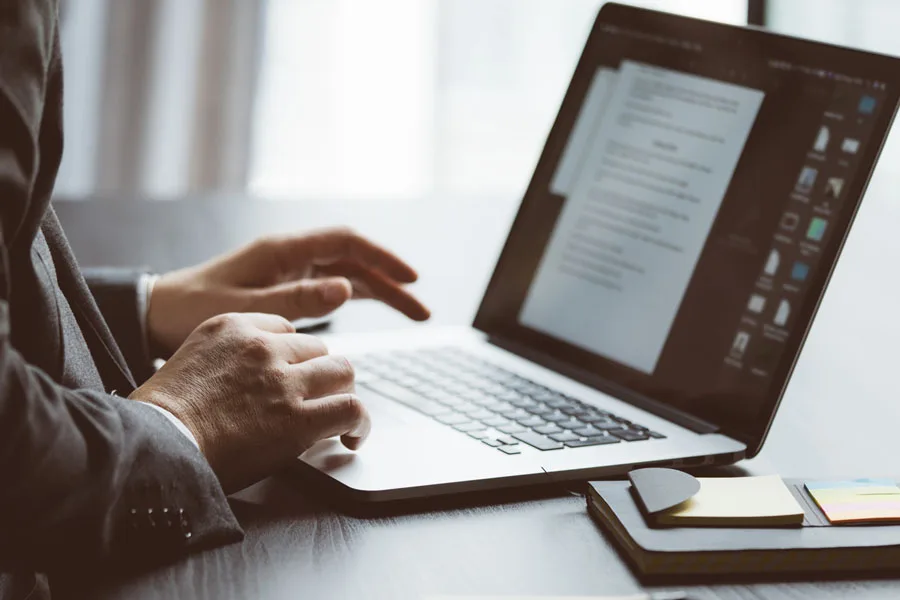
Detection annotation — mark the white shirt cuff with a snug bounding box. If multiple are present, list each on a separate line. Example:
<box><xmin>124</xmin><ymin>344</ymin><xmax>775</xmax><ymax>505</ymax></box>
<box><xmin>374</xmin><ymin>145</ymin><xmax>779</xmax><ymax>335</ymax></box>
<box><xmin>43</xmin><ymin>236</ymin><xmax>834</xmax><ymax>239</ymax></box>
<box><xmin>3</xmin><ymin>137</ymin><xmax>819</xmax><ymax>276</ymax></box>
<box><xmin>141</xmin><ymin>401</ymin><xmax>200</xmax><ymax>449</ymax></box>
<box><xmin>137</xmin><ymin>273</ymin><xmax>159</xmax><ymax>358</ymax></box>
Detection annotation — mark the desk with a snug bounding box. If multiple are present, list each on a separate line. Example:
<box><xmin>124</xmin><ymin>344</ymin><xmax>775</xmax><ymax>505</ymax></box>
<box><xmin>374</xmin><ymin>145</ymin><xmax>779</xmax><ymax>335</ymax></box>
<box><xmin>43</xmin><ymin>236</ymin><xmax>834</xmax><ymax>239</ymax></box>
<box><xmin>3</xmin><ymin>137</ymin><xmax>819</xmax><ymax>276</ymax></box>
<box><xmin>55</xmin><ymin>194</ymin><xmax>900</xmax><ymax>599</ymax></box>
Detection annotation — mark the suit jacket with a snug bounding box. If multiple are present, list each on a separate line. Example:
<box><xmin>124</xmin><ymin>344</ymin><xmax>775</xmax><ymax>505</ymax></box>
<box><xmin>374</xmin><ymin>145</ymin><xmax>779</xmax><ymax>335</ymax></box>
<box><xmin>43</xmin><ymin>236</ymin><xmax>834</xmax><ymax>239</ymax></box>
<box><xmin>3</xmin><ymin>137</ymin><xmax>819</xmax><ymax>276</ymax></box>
<box><xmin>0</xmin><ymin>1</ymin><xmax>242</xmax><ymax>597</ymax></box>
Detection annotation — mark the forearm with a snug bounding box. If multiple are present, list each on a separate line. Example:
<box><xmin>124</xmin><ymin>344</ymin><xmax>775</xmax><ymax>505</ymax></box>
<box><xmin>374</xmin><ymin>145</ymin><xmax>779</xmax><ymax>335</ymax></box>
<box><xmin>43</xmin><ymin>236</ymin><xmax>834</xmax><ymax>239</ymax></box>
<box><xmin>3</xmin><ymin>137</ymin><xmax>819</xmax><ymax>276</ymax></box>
<box><xmin>0</xmin><ymin>338</ymin><xmax>242</xmax><ymax>574</ymax></box>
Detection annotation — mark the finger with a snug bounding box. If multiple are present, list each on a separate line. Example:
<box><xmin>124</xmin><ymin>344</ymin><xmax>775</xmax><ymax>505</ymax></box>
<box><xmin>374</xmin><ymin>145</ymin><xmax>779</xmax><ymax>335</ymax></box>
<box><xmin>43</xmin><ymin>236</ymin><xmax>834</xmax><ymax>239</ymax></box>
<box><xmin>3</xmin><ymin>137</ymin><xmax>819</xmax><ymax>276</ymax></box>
<box><xmin>267</xmin><ymin>333</ymin><xmax>329</xmax><ymax>365</ymax></box>
<box><xmin>252</xmin><ymin>277</ymin><xmax>353</xmax><ymax>320</ymax></box>
<box><xmin>281</xmin><ymin>228</ymin><xmax>419</xmax><ymax>283</ymax></box>
<box><xmin>289</xmin><ymin>354</ymin><xmax>356</xmax><ymax>399</ymax></box>
<box><xmin>301</xmin><ymin>392</ymin><xmax>371</xmax><ymax>450</ymax></box>
<box><xmin>319</xmin><ymin>262</ymin><xmax>430</xmax><ymax>321</ymax></box>
<box><xmin>238</xmin><ymin>312</ymin><xmax>295</xmax><ymax>334</ymax></box>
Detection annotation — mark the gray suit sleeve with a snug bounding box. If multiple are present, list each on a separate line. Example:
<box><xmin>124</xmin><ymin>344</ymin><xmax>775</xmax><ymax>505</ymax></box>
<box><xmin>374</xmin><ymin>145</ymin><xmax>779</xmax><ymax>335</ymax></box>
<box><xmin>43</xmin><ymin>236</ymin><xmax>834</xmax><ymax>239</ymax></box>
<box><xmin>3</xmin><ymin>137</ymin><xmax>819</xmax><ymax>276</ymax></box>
<box><xmin>0</xmin><ymin>0</ymin><xmax>242</xmax><ymax>575</ymax></box>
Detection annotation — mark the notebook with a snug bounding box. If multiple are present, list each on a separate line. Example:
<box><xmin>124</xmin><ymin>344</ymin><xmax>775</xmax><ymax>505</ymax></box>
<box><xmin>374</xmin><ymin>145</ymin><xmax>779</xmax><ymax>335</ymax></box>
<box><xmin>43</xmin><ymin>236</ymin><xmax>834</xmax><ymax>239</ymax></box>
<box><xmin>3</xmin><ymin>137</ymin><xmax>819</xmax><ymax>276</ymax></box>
<box><xmin>587</xmin><ymin>479</ymin><xmax>900</xmax><ymax>576</ymax></box>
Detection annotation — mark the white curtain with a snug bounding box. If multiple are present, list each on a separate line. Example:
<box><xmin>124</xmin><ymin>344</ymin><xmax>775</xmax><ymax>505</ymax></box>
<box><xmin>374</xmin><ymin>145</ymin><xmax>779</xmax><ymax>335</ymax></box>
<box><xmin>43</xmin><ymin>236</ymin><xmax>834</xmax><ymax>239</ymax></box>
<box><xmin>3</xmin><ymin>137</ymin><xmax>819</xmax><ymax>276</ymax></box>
<box><xmin>249</xmin><ymin>0</ymin><xmax>747</xmax><ymax>202</ymax></box>
<box><xmin>56</xmin><ymin>0</ymin><xmax>747</xmax><ymax>202</ymax></box>
<box><xmin>56</xmin><ymin>0</ymin><xmax>266</xmax><ymax>199</ymax></box>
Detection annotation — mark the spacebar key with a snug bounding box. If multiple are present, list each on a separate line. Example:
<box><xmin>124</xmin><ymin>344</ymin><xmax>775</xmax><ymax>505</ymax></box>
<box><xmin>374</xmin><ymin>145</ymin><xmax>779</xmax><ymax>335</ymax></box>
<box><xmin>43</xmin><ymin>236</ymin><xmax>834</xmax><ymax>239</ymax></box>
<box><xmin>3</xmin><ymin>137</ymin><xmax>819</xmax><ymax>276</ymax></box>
<box><xmin>512</xmin><ymin>431</ymin><xmax>564</xmax><ymax>451</ymax></box>
<box><xmin>360</xmin><ymin>381</ymin><xmax>449</xmax><ymax>416</ymax></box>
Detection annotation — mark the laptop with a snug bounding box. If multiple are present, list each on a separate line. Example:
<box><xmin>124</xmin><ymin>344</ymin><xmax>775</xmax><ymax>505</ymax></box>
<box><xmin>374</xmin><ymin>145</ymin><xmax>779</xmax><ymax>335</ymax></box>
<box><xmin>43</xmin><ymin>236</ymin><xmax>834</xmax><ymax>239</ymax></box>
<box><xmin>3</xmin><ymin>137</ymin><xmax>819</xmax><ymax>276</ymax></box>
<box><xmin>296</xmin><ymin>3</ymin><xmax>900</xmax><ymax>501</ymax></box>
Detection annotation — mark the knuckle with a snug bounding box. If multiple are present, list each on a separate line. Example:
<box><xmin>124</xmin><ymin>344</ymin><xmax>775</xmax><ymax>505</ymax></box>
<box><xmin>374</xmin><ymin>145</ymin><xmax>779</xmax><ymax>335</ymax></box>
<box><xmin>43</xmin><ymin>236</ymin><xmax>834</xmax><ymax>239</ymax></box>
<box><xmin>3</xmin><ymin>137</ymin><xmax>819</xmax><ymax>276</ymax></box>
<box><xmin>200</xmin><ymin>312</ymin><xmax>241</xmax><ymax>334</ymax></box>
<box><xmin>331</xmin><ymin>355</ymin><xmax>355</xmax><ymax>383</ymax></box>
<box><xmin>261</xmin><ymin>364</ymin><xmax>289</xmax><ymax>392</ymax></box>
<box><xmin>241</xmin><ymin>334</ymin><xmax>274</xmax><ymax>362</ymax></box>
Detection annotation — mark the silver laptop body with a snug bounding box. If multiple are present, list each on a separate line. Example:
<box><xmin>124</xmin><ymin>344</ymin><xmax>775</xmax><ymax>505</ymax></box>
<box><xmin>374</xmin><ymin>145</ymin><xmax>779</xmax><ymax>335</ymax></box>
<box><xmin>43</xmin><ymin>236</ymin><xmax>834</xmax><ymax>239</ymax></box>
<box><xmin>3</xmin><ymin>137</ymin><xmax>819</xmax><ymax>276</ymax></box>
<box><xmin>295</xmin><ymin>4</ymin><xmax>899</xmax><ymax>501</ymax></box>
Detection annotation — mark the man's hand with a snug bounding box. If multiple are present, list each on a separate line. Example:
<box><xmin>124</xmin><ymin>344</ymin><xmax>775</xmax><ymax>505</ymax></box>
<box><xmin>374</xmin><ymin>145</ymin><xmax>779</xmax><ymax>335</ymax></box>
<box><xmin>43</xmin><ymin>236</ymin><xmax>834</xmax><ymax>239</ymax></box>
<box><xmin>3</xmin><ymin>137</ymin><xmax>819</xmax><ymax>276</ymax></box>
<box><xmin>147</xmin><ymin>227</ymin><xmax>430</xmax><ymax>356</ymax></box>
<box><xmin>129</xmin><ymin>312</ymin><xmax>370</xmax><ymax>493</ymax></box>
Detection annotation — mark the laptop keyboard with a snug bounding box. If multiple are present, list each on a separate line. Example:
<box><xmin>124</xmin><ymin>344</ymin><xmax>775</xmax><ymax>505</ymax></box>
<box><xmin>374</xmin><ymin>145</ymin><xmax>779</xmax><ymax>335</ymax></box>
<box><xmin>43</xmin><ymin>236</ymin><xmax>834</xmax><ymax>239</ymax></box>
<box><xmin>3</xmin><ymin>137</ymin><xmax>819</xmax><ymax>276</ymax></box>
<box><xmin>350</xmin><ymin>347</ymin><xmax>665</xmax><ymax>455</ymax></box>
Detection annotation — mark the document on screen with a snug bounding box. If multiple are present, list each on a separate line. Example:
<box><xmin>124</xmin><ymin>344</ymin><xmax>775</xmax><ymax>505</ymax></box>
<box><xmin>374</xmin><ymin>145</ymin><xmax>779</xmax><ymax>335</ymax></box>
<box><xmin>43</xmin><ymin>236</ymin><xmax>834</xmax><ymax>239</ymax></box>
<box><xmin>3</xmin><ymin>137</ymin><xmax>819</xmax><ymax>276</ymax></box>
<box><xmin>521</xmin><ymin>61</ymin><xmax>764</xmax><ymax>373</ymax></box>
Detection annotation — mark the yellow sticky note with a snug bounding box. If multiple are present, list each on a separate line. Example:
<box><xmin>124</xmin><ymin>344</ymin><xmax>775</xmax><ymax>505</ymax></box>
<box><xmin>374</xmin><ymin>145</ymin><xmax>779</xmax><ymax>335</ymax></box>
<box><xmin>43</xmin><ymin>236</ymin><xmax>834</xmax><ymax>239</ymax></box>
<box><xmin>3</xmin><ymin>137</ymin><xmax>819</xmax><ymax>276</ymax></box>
<box><xmin>657</xmin><ymin>475</ymin><xmax>804</xmax><ymax>526</ymax></box>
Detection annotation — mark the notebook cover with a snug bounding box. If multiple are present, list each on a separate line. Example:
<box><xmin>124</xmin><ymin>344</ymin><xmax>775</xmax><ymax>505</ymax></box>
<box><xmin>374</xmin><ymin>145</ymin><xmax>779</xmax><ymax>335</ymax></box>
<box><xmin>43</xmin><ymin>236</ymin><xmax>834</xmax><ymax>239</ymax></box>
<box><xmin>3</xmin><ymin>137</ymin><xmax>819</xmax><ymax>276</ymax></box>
<box><xmin>587</xmin><ymin>479</ymin><xmax>900</xmax><ymax>575</ymax></box>
<box><xmin>590</xmin><ymin>479</ymin><xmax>900</xmax><ymax>551</ymax></box>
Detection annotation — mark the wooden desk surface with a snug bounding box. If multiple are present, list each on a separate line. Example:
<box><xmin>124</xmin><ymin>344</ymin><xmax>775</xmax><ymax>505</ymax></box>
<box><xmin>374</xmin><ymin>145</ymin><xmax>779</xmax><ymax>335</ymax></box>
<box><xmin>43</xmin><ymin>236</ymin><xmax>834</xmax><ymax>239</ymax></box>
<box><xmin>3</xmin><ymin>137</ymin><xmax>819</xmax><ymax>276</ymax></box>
<box><xmin>54</xmin><ymin>194</ymin><xmax>900</xmax><ymax>599</ymax></box>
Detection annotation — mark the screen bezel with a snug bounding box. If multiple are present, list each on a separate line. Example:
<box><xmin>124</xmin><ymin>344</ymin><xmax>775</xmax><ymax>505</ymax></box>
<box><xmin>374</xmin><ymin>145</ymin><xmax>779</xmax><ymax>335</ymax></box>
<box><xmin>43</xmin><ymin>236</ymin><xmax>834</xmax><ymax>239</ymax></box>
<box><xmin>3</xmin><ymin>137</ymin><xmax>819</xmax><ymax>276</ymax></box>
<box><xmin>472</xmin><ymin>2</ymin><xmax>900</xmax><ymax>456</ymax></box>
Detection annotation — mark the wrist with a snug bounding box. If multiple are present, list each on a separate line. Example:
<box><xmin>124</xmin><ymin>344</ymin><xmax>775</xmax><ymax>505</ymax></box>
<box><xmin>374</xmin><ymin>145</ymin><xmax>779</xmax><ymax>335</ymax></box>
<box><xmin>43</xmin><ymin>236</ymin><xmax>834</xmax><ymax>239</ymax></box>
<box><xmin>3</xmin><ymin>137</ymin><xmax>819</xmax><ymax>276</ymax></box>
<box><xmin>130</xmin><ymin>386</ymin><xmax>207</xmax><ymax>457</ymax></box>
<box><xmin>140</xmin><ymin>400</ymin><xmax>201</xmax><ymax>449</ymax></box>
<box><xmin>146</xmin><ymin>271</ymin><xmax>182</xmax><ymax>358</ymax></box>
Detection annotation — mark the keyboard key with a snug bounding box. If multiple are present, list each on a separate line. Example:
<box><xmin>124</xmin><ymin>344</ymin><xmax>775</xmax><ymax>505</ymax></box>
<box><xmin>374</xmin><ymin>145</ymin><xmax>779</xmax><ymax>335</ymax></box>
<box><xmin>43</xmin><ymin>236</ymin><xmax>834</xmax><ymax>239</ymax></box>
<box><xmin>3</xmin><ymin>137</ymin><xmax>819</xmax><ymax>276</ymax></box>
<box><xmin>580</xmin><ymin>413</ymin><xmax>613</xmax><ymax>423</ymax></box>
<box><xmin>481</xmin><ymin>438</ymin><xmax>503</xmax><ymax>447</ymax></box>
<box><xmin>524</xmin><ymin>404</ymin><xmax>554</xmax><ymax>416</ymax></box>
<box><xmin>454</xmin><ymin>422</ymin><xmax>487</xmax><ymax>433</ymax></box>
<box><xmin>558</xmin><ymin>418</ymin><xmax>586</xmax><ymax>430</ymax></box>
<box><xmin>468</xmin><ymin>394</ymin><xmax>501</xmax><ymax>408</ymax></box>
<box><xmin>515</xmin><ymin>416</ymin><xmax>547</xmax><ymax>428</ymax></box>
<box><xmin>611</xmin><ymin>429</ymin><xmax>650</xmax><ymax>442</ymax></box>
<box><xmin>464</xmin><ymin>409</ymin><xmax>496</xmax><ymax>421</ymax></box>
<box><xmin>498</xmin><ymin>445</ymin><xmax>522</xmax><ymax>455</ymax></box>
<box><xmin>361</xmin><ymin>381</ymin><xmax>452</xmax><ymax>416</ymax></box>
<box><xmin>533</xmin><ymin>391</ymin><xmax>563</xmax><ymax>403</ymax></box>
<box><xmin>480</xmin><ymin>401</ymin><xmax>512</xmax><ymax>413</ymax></box>
<box><xmin>352</xmin><ymin>367</ymin><xmax>380</xmax><ymax>384</ymax></box>
<box><xmin>565</xmin><ymin>436</ymin><xmax>621</xmax><ymax>448</ymax></box>
<box><xmin>499</xmin><ymin>406</ymin><xmax>531</xmax><ymax>418</ymax></box>
<box><xmin>593</xmin><ymin>421</ymin><xmax>626</xmax><ymax>431</ymax></box>
<box><xmin>467</xmin><ymin>430</ymin><xmax>491</xmax><ymax>440</ymax></box>
<box><xmin>481</xmin><ymin>415</ymin><xmax>511</xmax><ymax>428</ymax></box>
<box><xmin>498</xmin><ymin>423</ymin><xmax>526</xmax><ymax>434</ymax></box>
<box><xmin>452</xmin><ymin>402</ymin><xmax>480</xmax><ymax>414</ymax></box>
<box><xmin>573</xmin><ymin>426</ymin><xmax>604</xmax><ymax>437</ymax></box>
<box><xmin>543</xmin><ymin>412</ymin><xmax>569</xmax><ymax>423</ymax></box>
<box><xmin>512</xmin><ymin>431</ymin><xmax>564</xmax><ymax>451</ymax></box>
<box><xmin>496</xmin><ymin>435</ymin><xmax>518</xmax><ymax>445</ymax></box>
<box><xmin>545</xmin><ymin>398</ymin><xmax>573</xmax><ymax>409</ymax></box>
<box><xmin>435</xmin><ymin>413</ymin><xmax>472</xmax><ymax>426</ymax></box>
<box><xmin>497</xmin><ymin>390</ymin><xmax>523</xmax><ymax>402</ymax></box>
<box><xmin>507</xmin><ymin>396</ymin><xmax>538</xmax><ymax>409</ymax></box>
<box><xmin>548</xmin><ymin>431</ymin><xmax>580</xmax><ymax>443</ymax></box>
<box><xmin>533</xmin><ymin>423</ymin><xmax>563</xmax><ymax>435</ymax></box>
<box><xmin>426</xmin><ymin>391</ymin><xmax>466</xmax><ymax>407</ymax></box>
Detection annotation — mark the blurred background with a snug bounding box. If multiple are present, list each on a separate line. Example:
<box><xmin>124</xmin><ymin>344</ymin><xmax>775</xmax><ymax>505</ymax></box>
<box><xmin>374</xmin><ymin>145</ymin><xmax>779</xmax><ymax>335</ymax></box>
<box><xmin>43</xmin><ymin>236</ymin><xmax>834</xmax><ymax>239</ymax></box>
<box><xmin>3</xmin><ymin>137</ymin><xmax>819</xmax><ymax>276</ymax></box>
<box><xmin>55</xmin><ymin>0</ymin><xmax>900</xmax><ymax>205</ymax></box>
<box><xmin>54</xmin><ymin>0</ymin><xmax>751</xmax><ymax>204</ymax></box>
<box><xmin>54</xmin><ymin>0</ymin><xmax>900</xmax><ymax>205</ymax></box>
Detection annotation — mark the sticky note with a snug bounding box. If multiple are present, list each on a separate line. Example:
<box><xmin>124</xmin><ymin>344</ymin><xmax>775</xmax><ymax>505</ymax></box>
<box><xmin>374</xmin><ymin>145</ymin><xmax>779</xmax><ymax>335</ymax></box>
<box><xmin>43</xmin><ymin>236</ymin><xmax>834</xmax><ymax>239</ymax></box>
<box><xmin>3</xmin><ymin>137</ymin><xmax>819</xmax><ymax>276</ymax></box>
<box><xmin>657</xmin><ymin>475</ymin><xmax>804</xmax><ymax>526</ymax></box>
<box><xmin>806</xmin><ymin>479</ymin><xmax>900</xmax><ymax>524</ymax></box>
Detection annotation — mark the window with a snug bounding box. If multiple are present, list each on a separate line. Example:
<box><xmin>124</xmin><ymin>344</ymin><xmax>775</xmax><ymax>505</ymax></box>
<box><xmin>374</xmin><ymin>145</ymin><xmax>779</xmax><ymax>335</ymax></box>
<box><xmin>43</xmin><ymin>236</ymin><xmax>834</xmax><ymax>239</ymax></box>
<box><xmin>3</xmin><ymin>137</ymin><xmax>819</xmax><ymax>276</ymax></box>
<box><xmin>249</xmin><ymin>0</ymin><xmax>748</xmax><ymax>201</ymax></box>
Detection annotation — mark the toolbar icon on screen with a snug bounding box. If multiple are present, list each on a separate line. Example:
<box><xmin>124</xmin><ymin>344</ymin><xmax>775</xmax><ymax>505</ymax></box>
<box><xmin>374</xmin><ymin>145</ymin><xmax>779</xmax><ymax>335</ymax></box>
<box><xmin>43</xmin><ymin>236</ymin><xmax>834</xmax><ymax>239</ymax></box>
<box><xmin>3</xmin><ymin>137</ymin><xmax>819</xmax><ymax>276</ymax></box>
<box><xmin>807</xmin><ymin>217</ymin><xmax>828</xmax><ymax>242</ymax></box>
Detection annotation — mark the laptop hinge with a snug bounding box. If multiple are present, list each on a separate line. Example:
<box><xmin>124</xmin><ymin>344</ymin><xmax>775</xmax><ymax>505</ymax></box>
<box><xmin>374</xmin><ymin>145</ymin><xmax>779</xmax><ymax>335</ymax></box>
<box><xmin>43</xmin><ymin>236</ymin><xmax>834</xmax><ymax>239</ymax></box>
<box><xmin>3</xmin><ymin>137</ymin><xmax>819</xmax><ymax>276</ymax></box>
<box><xmin>488</xmin><ymin>336</ymin><xmax>720</xmax><ymax>435</ymax></box>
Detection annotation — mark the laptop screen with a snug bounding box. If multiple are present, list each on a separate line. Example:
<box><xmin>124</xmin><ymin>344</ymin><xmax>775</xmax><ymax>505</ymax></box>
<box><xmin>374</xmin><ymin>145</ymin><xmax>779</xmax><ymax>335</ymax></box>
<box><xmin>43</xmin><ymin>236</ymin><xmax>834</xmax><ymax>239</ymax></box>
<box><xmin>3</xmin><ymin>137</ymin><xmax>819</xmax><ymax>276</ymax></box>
<box><xmin>474</xmin><ymin>3</ymin><xmax>900</xmax><ymax>453</ymax></box>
